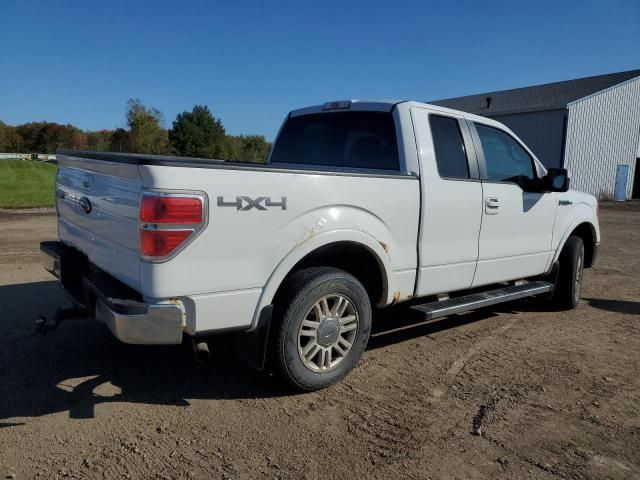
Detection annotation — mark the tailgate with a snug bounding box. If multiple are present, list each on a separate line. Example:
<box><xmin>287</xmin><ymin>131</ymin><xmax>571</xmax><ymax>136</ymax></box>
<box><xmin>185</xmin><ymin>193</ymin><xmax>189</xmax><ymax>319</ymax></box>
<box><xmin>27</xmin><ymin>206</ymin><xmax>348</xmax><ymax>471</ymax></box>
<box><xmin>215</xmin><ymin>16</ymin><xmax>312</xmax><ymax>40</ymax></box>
<box><xmin>56</xmin><ymin>155</ymin><xmax>142</xmax><ymax>290</ymax></box>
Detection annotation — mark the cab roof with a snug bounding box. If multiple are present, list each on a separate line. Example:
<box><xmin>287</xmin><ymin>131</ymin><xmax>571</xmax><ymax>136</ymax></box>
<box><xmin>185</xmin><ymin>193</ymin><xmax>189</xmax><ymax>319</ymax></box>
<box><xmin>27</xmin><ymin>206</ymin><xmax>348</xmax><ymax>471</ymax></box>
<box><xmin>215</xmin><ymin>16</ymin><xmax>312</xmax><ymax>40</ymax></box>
<box><xmin>289</xmin><ymin>99</ymin><xmax>506</xmax><ymax>127</ymax></box>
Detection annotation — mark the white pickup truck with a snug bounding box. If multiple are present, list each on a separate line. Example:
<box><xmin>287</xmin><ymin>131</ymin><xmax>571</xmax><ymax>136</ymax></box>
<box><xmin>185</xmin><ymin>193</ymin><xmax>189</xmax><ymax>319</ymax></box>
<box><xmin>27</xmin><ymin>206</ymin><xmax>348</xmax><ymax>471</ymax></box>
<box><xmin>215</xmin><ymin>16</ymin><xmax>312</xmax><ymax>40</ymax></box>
<box><xmin>41</xmin><ymin>100</ymin><xmax>600</xmax><ymax>390</ymax></box>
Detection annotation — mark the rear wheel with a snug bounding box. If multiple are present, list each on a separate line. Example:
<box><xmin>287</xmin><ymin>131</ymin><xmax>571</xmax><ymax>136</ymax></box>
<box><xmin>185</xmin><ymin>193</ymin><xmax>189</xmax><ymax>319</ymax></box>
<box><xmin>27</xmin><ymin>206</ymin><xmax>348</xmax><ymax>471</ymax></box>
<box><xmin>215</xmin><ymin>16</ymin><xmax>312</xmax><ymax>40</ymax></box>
<box><xmin>552</xmin><ymin>235</ymin><xmax>584</xmax><ymax>310</ymax></box>
<box><xmin>274</xmin><ymin>267</ymin><xmax>372</xmax><ymax>391</ymax></box>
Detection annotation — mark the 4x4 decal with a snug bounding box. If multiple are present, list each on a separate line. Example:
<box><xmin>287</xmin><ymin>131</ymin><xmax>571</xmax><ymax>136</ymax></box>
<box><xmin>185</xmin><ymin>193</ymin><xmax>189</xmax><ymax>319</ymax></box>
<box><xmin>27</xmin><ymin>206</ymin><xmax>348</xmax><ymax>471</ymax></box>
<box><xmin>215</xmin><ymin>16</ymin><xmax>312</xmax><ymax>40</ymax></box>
<box><xmin>217</xmin><ymin>196</ymin><xmax>287</xmax><ymax>211</ymax></box>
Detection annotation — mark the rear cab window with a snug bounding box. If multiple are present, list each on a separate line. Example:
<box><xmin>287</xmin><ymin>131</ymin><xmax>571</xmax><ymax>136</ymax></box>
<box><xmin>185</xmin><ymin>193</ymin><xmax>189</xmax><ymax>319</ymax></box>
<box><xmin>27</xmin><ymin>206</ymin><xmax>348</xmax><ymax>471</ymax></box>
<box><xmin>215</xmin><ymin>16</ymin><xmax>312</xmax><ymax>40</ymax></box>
<box><xmin>429</xmin><ymin>115</ymin><xmax>470</xmax><ymax>179</ymax></box>
<box><xmin>270</xmin><ymin>111</ymin><xmax>400</xmax><ymax>172</ymax></box>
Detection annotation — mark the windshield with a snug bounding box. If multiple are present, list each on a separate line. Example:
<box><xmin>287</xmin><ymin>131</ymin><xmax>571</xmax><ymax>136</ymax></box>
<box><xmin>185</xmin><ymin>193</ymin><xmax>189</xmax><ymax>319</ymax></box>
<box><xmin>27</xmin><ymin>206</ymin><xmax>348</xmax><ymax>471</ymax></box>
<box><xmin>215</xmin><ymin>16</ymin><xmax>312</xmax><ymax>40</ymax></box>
<box><xmin>270</xmin><ymin>111</ymin><xmax>399</xmax><ymax>171</ymax></box>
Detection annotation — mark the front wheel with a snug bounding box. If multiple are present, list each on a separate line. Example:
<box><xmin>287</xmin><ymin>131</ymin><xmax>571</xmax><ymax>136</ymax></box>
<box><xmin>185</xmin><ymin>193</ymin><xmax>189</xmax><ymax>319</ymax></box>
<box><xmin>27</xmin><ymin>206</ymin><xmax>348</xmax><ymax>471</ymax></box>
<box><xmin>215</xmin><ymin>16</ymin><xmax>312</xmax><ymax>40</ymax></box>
<box><xmin>274</xmin><ymin>267</ymin><xmax>372</xmax><ymax>391</ymax></box>
<box><xmin>552</xmin><ymin>235</ymin><xmax>584</xmax><ymax>310</ymax></box>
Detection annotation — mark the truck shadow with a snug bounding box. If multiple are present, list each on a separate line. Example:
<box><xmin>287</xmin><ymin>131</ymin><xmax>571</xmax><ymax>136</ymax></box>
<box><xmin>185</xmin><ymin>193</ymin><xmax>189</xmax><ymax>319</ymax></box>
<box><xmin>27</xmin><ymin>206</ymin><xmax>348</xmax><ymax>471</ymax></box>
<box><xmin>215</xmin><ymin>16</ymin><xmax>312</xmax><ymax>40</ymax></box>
<box><xmin>582</xmin><ymin>298</ymin><xmax>640</xmax><ymax>315</ymax></box>
<box><xmin>0</xmin><ymin>280</ymin><xmax>605</xmax><ymax>424</ymax></box>
<box><xmin>0</xmin><ymin>280</ymin><xmax>282</xmax><ymax>424</ymax></box>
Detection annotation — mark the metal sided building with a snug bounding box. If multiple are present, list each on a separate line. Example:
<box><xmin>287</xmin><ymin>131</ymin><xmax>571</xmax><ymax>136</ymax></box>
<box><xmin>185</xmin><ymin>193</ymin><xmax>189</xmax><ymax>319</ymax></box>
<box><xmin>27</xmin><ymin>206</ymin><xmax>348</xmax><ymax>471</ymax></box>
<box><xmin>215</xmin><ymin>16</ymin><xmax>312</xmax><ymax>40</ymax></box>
<box><xmin>432</xmin><ymin>70</ymin><xmax>640</xmax><ymax>200</ymax></box>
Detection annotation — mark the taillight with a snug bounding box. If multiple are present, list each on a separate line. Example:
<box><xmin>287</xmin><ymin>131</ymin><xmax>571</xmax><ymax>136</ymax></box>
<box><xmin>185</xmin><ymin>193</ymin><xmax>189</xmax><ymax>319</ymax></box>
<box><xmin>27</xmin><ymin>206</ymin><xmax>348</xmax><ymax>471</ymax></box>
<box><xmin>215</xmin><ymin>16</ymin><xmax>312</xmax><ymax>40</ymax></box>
<box><xmin>140</xmin><ymin>230</ymin><xmax>193</xmax><ymax>257</ymax></box>
<box><xmin>139</xmin><ymin>192</ymin><xmax>206</xmax><ymax>261</ymax></box>
<box><xmin>140</xmin><ymin>195</ymin><xmax>202</xmax><ymax>223</ymax></box>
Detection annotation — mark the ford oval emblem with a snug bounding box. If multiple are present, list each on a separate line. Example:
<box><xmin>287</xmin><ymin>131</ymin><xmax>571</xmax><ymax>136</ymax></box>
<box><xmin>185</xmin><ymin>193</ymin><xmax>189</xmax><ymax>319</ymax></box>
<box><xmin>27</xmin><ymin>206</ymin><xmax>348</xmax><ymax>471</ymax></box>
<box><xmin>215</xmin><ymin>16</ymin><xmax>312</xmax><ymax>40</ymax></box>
<box><xmin>79</xmin><ymin>196</ymin><xmax>92</xmax><ymax>214</ymax></box>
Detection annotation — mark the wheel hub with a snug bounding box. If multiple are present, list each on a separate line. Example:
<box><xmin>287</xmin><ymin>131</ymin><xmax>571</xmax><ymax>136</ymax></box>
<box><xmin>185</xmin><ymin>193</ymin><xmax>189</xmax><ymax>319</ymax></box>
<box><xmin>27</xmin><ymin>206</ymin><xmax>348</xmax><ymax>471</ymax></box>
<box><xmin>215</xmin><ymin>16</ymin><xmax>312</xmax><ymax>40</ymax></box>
<box><xmin>297</xmin><ymin>294</ymin><xmax>359</xmax><ymax>372</ymax></box>
<box><xmin>317</xmin><ymin>319</ymin><xmax>340</xmax><ymax>347</ymax></box>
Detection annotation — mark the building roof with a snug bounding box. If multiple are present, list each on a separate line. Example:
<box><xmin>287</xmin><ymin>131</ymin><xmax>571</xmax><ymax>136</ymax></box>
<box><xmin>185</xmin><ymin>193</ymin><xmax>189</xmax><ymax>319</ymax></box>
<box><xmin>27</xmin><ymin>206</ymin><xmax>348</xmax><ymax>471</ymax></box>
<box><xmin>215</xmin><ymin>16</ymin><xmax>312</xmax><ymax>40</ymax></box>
<box><xmin>431</xmin><ymin>69</ymin><xmax>640</xmax><ymax>117</ymax></box>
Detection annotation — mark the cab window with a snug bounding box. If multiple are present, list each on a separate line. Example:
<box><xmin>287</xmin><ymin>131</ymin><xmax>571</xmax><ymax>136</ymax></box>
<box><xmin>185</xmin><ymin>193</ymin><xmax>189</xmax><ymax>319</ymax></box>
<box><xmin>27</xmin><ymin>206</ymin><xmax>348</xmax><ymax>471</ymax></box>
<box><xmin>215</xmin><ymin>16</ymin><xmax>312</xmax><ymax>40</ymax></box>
<box><xmin>475</xmin><ymin>124</ymin><xmax>535</xmax><ymax>183</ymax></box>
<box><xmin>429</xmin><ymin>115</ymin><xmax>469</xmax><ymax>179</ymax></box>
<box><xmin>270</xmin><ymin>111</ymin><xmax>399</xmax><ymax>171</ymax></box>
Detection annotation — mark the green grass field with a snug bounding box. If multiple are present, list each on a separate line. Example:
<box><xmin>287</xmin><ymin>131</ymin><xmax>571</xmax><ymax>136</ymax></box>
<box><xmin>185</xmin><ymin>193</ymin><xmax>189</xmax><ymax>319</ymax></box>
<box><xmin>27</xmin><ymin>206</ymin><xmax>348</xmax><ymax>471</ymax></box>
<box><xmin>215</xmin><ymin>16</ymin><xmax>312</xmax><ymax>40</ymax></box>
<box><xmin>0</xmin><ymin>159</ymin><xmax>57</xmax><ymax>208</ymax></box>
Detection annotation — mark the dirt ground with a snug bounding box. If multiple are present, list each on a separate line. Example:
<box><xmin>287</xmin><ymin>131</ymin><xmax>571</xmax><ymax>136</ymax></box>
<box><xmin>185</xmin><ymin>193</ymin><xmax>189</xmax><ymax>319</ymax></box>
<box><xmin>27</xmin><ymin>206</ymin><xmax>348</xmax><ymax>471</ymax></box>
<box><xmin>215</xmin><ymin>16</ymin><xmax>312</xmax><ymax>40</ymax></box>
<box><xmin>0</xmin><ymin>203</ymin><xmax>638</xmax><ymax>480</ymax></box>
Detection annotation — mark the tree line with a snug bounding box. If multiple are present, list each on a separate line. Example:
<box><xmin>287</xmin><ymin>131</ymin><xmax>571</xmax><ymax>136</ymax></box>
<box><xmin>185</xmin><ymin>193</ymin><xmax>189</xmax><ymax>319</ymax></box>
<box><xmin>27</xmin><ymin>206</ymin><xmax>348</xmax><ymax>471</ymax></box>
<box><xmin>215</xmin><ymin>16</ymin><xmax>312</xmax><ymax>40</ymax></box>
<box><xmin>0</xmin><ymin>99</ymin><xmax>271</xmax><ymax>163</ymax></box>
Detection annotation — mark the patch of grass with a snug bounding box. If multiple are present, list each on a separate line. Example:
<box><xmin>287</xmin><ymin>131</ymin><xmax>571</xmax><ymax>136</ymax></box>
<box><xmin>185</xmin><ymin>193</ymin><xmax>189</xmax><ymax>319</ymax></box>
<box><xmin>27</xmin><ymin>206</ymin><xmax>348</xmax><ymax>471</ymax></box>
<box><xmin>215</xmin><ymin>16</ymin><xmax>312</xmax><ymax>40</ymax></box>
<box><xmin>0</xmin><ymin>159</ymin><xmax>57</xmax><ymax>208</ymax></box>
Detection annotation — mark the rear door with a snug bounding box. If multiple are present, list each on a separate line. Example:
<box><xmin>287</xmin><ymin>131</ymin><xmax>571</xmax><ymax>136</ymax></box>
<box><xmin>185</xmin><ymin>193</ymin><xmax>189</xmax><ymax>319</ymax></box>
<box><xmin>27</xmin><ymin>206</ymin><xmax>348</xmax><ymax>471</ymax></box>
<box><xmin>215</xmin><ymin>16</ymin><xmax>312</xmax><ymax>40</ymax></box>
<box><xmin>56</xmin><ymin>156</ymin><xmax>143</xmax><ymax>290</ymax></box>
<box><xmin>469</xmin><ymin>122</ymin><xmax>557</xmax><ymax>287</ymax></box>
<box><xmin>412</xmin><ymin>107</ymin><xmax>483</xmax><ymax>296</ymax></box>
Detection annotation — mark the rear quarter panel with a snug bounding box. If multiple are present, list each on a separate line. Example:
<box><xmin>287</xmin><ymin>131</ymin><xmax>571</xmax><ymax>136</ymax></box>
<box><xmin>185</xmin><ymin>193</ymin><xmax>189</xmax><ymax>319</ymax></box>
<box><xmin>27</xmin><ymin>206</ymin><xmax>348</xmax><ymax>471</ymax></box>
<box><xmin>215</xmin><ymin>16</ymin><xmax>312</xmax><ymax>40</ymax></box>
<box><xmin>138</xmin><ymin>165</ymin><xmax>420</xmax><ymax>326</ymax></box>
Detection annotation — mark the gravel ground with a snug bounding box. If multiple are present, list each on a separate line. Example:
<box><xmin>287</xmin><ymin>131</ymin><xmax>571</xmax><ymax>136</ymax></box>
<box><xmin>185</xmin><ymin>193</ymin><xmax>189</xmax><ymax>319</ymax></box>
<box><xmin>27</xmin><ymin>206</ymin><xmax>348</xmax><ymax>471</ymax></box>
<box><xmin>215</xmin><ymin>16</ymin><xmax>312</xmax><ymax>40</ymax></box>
<box><xmin>0</xmin><ymin>203</ymin><xmax>639</xmax><ymax>479</ymax></box>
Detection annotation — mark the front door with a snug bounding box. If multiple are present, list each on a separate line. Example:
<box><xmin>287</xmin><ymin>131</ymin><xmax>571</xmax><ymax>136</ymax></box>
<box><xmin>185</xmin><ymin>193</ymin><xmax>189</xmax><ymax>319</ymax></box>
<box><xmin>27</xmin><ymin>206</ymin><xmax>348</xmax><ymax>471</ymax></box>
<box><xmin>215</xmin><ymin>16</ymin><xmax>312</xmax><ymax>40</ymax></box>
<box><xmin>470</xmin><ymin>122</ymin><xmax>557</xmax><ymax>287</ymax></box>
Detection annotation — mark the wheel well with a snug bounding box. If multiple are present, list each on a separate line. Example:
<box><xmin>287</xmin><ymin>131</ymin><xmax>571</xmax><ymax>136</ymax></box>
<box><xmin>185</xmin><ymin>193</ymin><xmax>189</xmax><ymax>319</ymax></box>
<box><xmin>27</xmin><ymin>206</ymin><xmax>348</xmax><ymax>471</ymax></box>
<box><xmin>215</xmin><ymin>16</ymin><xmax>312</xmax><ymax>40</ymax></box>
<box><xmin>273</xmin><ymin>241</ymin><xmax>386</xmax><ymax>306</ymax></box>
<box><xmin>569</xmin><ymin>222</ymin><xmax>596</xmax><ymax>268</ymax></box>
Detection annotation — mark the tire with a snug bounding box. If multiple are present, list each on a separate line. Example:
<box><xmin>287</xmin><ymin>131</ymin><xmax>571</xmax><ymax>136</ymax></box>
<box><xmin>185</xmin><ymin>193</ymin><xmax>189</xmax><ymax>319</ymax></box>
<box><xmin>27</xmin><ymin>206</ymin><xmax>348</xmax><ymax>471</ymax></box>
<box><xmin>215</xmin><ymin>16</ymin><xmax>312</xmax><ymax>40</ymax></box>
<box><xmin>552</xmin><ymin>235</ymin><xmax>584</xmax><ymax>310</ymax></box>
<box><xmin>273</xmin><ymin>267</ymin><xmax>372</xmax><ymax>391</ymax></box>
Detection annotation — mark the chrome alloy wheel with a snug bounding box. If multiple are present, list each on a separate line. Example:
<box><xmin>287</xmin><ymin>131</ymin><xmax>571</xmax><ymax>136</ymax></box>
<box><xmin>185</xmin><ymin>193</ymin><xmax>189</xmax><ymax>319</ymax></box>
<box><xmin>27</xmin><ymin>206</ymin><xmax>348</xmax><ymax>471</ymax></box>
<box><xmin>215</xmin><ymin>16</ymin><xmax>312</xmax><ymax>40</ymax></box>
<box><xmin>297</xmin><ymin>294</ymin><xmax>359</xmax><ymax>372</ymax></box>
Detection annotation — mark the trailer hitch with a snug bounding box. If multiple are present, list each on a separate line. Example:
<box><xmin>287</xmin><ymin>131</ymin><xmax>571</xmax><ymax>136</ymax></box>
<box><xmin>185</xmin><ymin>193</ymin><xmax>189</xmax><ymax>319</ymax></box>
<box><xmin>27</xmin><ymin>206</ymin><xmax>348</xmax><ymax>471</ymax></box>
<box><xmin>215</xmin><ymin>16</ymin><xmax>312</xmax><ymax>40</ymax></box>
<box><xmin>35</xmin><ymin>307</ymin><xmax>80</xmax><ymax>336</ymax></box>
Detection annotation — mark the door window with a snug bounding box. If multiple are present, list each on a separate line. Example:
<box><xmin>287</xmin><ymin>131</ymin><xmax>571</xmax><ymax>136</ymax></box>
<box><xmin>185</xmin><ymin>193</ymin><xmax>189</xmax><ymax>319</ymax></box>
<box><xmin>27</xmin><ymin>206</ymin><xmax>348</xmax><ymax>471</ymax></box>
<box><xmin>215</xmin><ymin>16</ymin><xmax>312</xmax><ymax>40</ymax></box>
<box><xmin>475</xmin><ymin>124</ymin><xmax>535</xmax><ymax>184</ymax></box>
<box><xmin>429</xmin><ymin>115</ymin><xmax>469</xmax><ymax>179</ymax></box>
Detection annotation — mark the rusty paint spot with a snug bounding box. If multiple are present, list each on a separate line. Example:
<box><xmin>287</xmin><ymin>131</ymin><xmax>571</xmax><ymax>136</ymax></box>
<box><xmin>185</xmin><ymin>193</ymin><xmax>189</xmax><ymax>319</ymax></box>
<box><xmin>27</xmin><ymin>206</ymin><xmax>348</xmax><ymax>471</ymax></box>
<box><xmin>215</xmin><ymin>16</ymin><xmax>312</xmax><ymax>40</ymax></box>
<box><xmin>379</xmin><ymin>240</ymin><xmax>389</xmax><ymax>254</ymax></box>
<box><xmin>295</xmin><ymin>227</ymin><xmax>317</xmax><ymax>247</ymax></box>
<box><xmin>392</xmin><ymin>291</ymin><xmax>401</xmax><ymax>304</ymax></box>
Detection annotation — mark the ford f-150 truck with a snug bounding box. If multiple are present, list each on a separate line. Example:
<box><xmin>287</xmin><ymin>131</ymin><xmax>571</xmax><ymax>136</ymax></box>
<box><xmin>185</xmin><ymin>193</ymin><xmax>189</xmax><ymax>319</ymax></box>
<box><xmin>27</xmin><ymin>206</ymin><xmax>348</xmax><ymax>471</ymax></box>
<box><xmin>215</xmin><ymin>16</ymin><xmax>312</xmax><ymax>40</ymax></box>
<box><xmin>40</xmin><ymin>100</ymin><xmax>600</xmax><ymax>391</ymax></box>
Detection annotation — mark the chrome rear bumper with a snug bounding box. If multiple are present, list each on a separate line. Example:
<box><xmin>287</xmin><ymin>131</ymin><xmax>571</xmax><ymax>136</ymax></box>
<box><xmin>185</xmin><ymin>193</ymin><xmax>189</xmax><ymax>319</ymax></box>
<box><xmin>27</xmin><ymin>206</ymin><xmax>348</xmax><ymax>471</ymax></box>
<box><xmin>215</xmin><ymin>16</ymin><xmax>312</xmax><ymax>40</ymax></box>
<box><xmin>40</xmin><ymin>241</ymin><xmax>185</xmax><ymax>345</ymax></box>
<box><xmin>95</xmin><ymin>298</ymin><xmax>184</xmax><ymax>345</ymax></box>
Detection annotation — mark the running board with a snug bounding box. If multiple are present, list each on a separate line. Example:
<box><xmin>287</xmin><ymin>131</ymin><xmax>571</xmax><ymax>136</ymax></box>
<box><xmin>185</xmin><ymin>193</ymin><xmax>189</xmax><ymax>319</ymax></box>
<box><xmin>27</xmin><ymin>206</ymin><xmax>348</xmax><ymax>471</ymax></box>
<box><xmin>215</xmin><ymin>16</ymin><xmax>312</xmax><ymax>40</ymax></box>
<box><xmin>411</xmin><ymin>281</ymin><xmax>553</xmax><ymax>320</ymax></box>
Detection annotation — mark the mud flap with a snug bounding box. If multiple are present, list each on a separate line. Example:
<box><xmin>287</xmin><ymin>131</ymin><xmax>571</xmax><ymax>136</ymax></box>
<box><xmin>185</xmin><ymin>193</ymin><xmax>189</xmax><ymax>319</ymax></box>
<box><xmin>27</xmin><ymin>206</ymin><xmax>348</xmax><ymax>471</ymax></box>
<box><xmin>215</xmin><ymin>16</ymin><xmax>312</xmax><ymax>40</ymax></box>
<box><xmin>233</xmin><ymin>305</ymin><xmax>273</xmax><ymax>371</ymax></box>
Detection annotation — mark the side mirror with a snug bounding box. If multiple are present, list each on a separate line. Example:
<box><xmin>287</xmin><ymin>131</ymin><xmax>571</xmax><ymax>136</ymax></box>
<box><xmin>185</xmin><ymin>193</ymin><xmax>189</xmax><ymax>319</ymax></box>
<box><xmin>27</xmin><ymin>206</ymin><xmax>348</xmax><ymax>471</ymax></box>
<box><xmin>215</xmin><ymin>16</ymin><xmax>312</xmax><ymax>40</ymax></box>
<box><xmin>542</xmin><ymin>168</ymin><xmax>570</xmax><ymax>192</ymax></box>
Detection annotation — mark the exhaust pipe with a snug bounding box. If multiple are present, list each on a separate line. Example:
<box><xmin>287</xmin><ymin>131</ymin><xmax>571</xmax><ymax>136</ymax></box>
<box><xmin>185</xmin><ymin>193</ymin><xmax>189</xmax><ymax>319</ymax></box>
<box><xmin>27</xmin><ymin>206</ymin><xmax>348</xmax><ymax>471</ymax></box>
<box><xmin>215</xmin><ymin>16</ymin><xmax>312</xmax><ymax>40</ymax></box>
<box><xmin>192</xmin><ymin>338</ymin><xmax>210</xmax><ymax>363</ymax></box>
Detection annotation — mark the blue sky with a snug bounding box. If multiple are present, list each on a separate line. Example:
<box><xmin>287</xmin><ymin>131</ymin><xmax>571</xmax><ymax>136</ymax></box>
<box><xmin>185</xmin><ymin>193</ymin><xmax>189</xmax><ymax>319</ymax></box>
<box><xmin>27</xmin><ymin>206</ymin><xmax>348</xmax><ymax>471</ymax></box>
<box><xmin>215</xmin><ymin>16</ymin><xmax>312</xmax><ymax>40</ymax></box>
<box><xmin>1</xmin><ymin>0</ymin><xmax>639</xmax><ymax>139</ymax></box>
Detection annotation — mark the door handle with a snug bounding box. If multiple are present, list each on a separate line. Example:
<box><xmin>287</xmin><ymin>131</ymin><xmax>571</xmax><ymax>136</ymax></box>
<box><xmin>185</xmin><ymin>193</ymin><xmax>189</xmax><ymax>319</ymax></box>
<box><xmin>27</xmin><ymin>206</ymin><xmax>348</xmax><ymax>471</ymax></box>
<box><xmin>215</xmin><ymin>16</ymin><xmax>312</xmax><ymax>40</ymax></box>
<box><xmin>485</xmin><ymin>197</ymin><xmax>500</xmax><ymax>214</ymax></box>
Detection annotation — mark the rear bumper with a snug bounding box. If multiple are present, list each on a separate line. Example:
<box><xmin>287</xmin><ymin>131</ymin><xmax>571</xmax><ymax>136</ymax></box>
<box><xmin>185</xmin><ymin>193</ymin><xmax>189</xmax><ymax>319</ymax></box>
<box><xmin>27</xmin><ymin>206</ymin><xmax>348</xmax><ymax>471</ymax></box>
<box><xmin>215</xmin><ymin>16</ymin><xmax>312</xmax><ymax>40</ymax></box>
<box><xmin>41</xmin><ymin>241</ymin><xmax>63</xmax><ymax>278</ymax></box>
<box><xmin>94</xmin><ymin>298</ymin><xmax>184</xmax><ymax>345</ymax></box>
<box><xmin>40</xmin><ymin>241</ymin><xmax>184</xmax><ymax>345</ymax></box>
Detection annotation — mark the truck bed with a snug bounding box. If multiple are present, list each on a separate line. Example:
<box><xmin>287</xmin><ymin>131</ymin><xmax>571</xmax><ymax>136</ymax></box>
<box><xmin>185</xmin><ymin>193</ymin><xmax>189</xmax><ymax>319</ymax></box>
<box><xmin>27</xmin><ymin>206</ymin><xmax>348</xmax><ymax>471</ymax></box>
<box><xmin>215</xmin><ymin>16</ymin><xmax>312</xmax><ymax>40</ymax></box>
<box><xmin>56</xmin><ymin>150</ymin><xmax>411</xmax><ymax>178</ymax></box>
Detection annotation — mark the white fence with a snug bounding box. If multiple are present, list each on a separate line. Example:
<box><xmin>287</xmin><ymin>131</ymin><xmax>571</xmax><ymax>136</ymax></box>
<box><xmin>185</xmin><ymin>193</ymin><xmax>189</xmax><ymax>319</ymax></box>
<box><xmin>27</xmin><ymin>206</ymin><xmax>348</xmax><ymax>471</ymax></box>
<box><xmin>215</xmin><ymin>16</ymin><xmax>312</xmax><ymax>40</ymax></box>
<box><xmin>0</xmin><ymin>153</ymin><xmax>57</xmax><ymax>160</ymax></box>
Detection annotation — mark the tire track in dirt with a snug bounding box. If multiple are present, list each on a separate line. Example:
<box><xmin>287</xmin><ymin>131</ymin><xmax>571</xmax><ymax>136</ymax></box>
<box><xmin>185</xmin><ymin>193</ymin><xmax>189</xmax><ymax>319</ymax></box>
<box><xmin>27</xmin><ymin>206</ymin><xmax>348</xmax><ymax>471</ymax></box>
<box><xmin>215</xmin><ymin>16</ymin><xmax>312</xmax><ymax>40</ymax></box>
<box><xmin>428</xmin><ymin>316</ymin><xmax>520</xmax><ymax>403</ymax></box>
<box><xmin>342</xmin><ymin>393</ymin><xmax>429</xmax><ymax>462</ymax></box>
<box><xmin>304</xmin><ymin>314</ymin><xmax>522</xmax><ymax>464</ymax></box>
